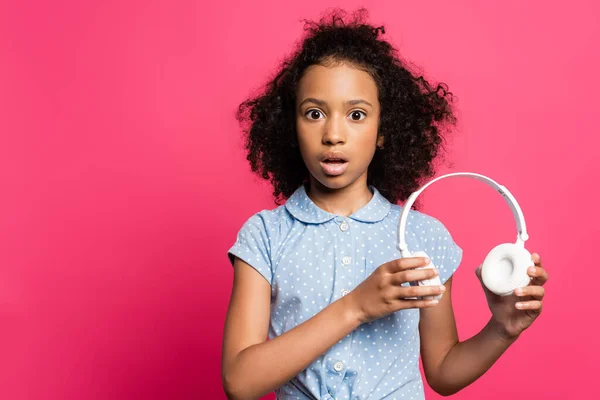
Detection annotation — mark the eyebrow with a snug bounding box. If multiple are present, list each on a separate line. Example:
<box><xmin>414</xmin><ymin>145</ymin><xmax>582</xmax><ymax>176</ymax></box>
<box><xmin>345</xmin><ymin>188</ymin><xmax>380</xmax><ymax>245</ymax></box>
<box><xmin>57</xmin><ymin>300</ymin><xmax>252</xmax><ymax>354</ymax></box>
<box><xmin>299</xmin><ymin>98</ymin><xmax>373</xmax><ymax>108</ymax></box>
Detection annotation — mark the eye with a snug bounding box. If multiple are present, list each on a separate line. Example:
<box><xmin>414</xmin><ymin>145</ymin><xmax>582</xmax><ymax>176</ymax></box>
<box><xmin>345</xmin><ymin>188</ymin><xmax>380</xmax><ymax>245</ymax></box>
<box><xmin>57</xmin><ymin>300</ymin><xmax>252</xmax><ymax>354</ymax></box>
<box><xmin>305</xmin><ymin>109</ymin><xmax>324</xmax><ymax>120</ymax></box>
<box><xmin>349</xmin><ymin>110</ymin><xmax>366</xmax><ymax>121</ymax></box>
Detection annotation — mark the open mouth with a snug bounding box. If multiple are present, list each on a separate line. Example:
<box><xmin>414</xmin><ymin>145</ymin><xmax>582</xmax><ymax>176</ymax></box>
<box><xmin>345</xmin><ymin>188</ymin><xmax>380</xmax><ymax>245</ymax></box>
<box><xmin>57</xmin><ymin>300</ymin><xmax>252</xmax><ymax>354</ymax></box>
<box><xmin>320</xmin><ymin>156</ymin><xmax>349</xmax><ymax>176</ymax></box>
<box><xmin>323</xmin><ymin>158</ymin><xmax>347</xmax><ymax>164</ymax></box>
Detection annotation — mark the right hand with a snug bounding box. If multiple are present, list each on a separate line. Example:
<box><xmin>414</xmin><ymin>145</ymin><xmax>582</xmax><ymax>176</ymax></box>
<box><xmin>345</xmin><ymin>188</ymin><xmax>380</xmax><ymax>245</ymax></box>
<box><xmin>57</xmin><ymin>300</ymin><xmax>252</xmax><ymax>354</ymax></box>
<box><xmin>344</xmin><ymin>256</ymin><xmax>446</xmax><ymax>324</ymax></box>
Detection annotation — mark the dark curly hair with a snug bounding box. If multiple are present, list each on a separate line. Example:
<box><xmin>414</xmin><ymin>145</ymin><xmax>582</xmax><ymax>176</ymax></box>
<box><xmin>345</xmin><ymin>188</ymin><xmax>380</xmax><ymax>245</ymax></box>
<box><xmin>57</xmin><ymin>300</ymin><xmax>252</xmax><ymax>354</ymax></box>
<box><xmin>236</xmin><ymin>8</ymin><xmax>457</xmax><ymax>207</ymax></box>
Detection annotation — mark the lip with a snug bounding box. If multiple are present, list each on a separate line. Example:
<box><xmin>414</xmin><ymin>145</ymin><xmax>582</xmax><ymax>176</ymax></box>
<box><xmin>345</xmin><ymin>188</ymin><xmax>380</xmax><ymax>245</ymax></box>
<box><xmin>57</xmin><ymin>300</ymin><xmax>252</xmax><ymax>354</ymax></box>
<box><xmin>320</xmin><ymin>151</ymin><xmax>349</xmax><ymax>163</ymax></box>
<box><xmin>320</xmin><ymin>151</ymin><xmax>349</xmax><ymax>176</ymax></box>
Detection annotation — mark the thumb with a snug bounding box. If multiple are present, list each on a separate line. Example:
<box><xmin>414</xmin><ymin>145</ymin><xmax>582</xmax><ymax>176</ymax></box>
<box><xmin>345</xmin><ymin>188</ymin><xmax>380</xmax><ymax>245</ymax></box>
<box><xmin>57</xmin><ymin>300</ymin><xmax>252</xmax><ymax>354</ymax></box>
<box><xmin>474</xmin><ymin>264</ymin><xmax>483</xmax><ymax>282</ymax></box>
<box><xmin>475</xmin><ymin>264</ymin><xmax>495</xmax><ymax>298</ymax></box>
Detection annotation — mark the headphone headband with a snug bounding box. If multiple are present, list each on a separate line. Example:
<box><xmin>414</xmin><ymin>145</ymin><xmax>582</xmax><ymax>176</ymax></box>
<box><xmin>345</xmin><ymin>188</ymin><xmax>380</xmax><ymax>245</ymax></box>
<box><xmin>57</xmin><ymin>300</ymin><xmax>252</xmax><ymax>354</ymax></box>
<box><xmin>398</xmin><ymin>172</ymin><xmax>529</xmax><ymax>256</ymax></box>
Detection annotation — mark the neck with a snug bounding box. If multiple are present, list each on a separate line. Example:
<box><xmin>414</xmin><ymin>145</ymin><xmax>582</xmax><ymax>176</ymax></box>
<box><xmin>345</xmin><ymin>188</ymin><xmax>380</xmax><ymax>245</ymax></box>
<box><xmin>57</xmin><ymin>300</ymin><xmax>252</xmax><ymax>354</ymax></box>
<box><xmin>306</xmin><ymin>175</ymin><xmax>373</xmax><ymax>217</ymax></box>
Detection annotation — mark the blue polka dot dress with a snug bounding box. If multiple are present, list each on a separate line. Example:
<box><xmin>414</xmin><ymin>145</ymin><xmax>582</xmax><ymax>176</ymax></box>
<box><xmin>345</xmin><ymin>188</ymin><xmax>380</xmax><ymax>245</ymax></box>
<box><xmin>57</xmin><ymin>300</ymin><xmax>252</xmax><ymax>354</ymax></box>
<box><xmin>228</xmin><ymin>185</ymin><xmax>463</xmax><ymax>400</ymax></box>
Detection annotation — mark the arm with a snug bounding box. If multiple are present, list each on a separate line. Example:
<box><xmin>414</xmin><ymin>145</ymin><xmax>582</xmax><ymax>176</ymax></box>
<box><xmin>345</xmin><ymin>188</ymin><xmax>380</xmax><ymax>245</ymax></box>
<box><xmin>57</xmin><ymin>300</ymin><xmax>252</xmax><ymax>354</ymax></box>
<box><xmin>222</xmin><ymin>256</ymin><xmax>445</xmax><ymax>400</ymax></box>
<box><xmin>221</xmin><ymin>258</ymin><xmax>362</xmax><ymax>400</ymax></box>
<box><xmin>419</xmin><ymin>254</ymin><xmax>548</xmax><ymax>396</ymax></box>
<box><xmin>419</xmin><ymin>277</ymin><xmax>516</xmax><ymax>396</ymax></box>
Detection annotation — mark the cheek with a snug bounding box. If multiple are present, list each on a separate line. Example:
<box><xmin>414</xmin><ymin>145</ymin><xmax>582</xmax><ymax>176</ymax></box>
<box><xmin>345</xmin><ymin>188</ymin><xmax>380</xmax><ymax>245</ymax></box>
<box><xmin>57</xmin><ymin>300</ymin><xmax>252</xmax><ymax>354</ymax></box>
<box><xmin>357</xmin><ymin>127</ymin><xmax>379</xmax><ymax>151</ymax></box>
<box><xmin>296</xmin><ymin>123</ymin><xmax>320</xmax><ymax>153</ymax></box>
<box><xmin>296</xmin><ymin>119</ymin><xmax>310</xmax><ymax>143</ymax></box>
<box><xmin>295</xmin><ymin>123</ymin><xmax>307</xmax><ymax>148</ymax></box>
<box><xmin>296</xmin><ymin>131</ymin><xmax>316</xmax><ymax>164</ymax></box>
<box><xmin>296</xmin><ymin>132</ymin><xmax>310</xmax><ymax>153</ymax></box>
<box><xmin>352</xmin><ymin>131</ymin><xmax>378</xmax><ymax>167</ymax></box>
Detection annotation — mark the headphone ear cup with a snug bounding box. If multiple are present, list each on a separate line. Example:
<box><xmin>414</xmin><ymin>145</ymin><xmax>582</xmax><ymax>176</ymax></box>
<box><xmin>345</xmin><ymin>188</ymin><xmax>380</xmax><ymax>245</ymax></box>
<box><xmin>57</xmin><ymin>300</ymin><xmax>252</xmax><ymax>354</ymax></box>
<box><xmin>481</xmin><ymin>243</ymin><xmax>533</xmax><ymax>296</ymax></box>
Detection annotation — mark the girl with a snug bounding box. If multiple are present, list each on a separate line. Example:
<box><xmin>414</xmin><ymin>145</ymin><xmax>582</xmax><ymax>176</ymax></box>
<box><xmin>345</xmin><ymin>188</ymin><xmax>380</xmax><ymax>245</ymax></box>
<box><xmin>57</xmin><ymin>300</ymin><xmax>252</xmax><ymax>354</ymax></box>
<box><xmin>222</xmin><ymin>9</ymin><xmax>548</xmax><ymax>400</ymax></box>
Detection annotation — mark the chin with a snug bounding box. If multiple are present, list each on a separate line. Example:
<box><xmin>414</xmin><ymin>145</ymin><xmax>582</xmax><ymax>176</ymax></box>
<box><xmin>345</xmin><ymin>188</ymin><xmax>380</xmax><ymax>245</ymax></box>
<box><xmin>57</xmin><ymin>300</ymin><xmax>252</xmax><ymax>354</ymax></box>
<box><xmin>313</xmin><ymin>174</ymin><xmax>356</xmax><ymax>190</ymax></box>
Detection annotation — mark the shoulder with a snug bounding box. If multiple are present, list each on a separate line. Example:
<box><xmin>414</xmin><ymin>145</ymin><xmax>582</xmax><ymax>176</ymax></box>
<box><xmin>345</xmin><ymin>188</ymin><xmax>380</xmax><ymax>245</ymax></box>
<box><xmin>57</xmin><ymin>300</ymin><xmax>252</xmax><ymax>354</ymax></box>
<box><xmin>388</xmin><ymin>204</ymin><xmax>450</xmax><ymax>232</ymax></box>
<box><xmin>388</xmin><ymin>204</ymin><xmax>460</xmax><ymax>252</ymax></box>
<box><xmin>235</xmin><ymin>204</ymin><xmax>293</xmax><ymax>243</ymax></box>
<box><xmin>389</xmin><ymin>204</ymin><xmax>462</xmax><ymax>282</ymax></box>
<box><xmin>228</xmin><ymin>205</ymin><xmax>292</xmax><ymax>274</ymax></box>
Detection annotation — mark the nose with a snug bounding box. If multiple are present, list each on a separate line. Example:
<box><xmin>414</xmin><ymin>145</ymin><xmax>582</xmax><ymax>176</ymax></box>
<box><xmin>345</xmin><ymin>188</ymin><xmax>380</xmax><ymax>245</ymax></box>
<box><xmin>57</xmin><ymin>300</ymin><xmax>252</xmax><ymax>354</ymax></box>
<box><xmin>322</xmin><ymin>115</ymin><xmax>346</xmax><ymax>145</ymax></box>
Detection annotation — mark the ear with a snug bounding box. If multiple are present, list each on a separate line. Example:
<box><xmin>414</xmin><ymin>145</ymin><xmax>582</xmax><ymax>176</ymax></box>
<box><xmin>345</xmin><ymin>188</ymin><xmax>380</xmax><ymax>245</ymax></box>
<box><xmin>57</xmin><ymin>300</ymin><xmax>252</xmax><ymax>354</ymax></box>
<box><xmin>376</xmin><ymin>135</ymin><xmax>385</xmax><ymax>149</ymax></box>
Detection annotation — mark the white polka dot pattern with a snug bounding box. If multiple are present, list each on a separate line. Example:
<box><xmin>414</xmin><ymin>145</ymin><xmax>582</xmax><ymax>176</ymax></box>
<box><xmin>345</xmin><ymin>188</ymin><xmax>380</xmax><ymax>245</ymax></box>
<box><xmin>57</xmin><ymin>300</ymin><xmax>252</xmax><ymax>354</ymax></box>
<box><xmin>228</xmin><ymin>185</ymin><xmax>463</xmax><ymax>400</ymax></box>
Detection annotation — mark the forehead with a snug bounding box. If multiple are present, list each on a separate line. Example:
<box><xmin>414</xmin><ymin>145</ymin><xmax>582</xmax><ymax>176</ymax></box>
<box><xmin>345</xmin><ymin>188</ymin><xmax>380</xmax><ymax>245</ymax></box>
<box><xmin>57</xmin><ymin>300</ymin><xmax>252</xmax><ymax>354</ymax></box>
<box><xmin>296</xmin><ymin>63</ymin><xmax>378</xmax><ymax>103</ymax></box>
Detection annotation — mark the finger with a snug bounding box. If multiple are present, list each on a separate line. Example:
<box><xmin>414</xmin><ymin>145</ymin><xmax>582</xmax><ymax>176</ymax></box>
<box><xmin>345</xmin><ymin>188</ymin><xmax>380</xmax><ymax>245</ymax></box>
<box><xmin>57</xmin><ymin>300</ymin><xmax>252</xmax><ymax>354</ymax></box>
<box><xmin>387</xmin><ymin>257</ymin><xmax>431</xmax><ymax>273</ymax></box>
<box><xmin>394</xmin><ymin>283</ymin><xmax>446</xmax><ymax>299</ymax></box>
<box><xmin>531</xmin><ymin>253</ymin><xmax>542</xmax><ymax>266</ymax></box>
<box><xmin>390</xmin><ymin>267</ymin><xmax>439</xmax><ymax>285</ymax></box>
<box><xmin>515</xmin><ymin>300</ymin><xmax>543</xmax><ymax>312</ymax></box>
<box><xmin>527</xmin><ymin>265</ymin><xmax>549</xmax><ymax>286</ymax></box>
<box><xmin>474</xmin><ymin>264</ymin><xmax>483</xmax><ymax>281</ymax></box>
<box><xmin>402</xmin><ymin>298</ymin><xmax>441</xmax><ymax>309</ymax></box>
<box><xmin>514</xmin><ymin>285</ymin><xmax>544</xmax><ymax>299</ymax></box>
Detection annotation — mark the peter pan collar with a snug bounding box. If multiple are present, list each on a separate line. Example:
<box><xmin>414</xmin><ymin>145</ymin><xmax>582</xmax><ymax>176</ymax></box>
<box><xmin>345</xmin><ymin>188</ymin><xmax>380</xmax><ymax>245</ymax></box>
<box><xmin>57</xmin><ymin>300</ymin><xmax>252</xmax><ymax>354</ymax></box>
<box><xmin>285</xmin><ymin>184</ymin><xmax>392</xmax><ymax>224</ymax></box>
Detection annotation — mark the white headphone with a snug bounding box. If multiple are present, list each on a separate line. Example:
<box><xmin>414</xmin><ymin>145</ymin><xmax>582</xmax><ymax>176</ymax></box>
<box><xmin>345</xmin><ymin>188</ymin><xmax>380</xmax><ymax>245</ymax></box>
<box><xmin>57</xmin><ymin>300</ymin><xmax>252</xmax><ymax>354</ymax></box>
<box><xmin>398</xmin><ymin>172</ymin><xmax>533</xmax><ymax>299</ymax></box>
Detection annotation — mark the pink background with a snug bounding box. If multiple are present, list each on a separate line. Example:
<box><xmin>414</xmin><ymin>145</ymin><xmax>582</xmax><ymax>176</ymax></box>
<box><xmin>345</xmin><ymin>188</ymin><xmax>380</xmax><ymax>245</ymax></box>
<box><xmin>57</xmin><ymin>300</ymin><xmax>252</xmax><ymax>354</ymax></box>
<box><xmin>2</xmin><ymin>0</ymin><xmax>598</xmax><ymax>399</ymax></box>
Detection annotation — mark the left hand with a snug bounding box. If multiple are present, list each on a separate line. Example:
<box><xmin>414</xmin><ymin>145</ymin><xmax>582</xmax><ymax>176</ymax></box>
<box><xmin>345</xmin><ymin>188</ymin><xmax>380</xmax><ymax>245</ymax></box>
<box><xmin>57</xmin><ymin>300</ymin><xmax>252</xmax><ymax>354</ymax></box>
<box><xmin>475</xmin><ymin>253</ymin><xmax>548</xmax><ymax>340</ymax></box>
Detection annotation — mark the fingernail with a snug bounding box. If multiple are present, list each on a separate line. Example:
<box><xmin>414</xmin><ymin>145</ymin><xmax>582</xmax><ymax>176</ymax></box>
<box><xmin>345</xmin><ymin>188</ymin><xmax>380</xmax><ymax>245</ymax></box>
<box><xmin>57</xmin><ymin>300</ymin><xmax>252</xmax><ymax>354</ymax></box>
<box><xmin>528</xmin><ymin>267</ymin><xmax>536</xmax><ymax>274</ymax></box>
<box><xmin>515</xmin><ymin>288</ymin><xmax>523</xmax><ymax>295</ymax></box>
<box><xmin>429</xmin><ymin>299</ymin><xmax>439</xmax><ymax>305</ymax></box>
<box><xmin>516</xmin><ymin>302</ymin><xmax>523</xmax><ymax>309</ymax></box>
<box><xmin>434</xmin><ymin>268</ymin><xmax>439</xmax><ymax>275</ymax></box>
<box><xmin>439</xmin><ymin>285</ymin><xmax>446</xmax><ymax>292</ymax></box>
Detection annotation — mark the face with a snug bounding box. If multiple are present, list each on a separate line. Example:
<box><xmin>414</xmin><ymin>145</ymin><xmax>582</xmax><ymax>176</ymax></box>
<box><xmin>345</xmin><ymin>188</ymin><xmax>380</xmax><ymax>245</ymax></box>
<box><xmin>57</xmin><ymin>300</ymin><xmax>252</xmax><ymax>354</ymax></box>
<box><xmin>296</xmin><ymin>62</ymin><xmax>381</xmax><ymax>191</ymax></box>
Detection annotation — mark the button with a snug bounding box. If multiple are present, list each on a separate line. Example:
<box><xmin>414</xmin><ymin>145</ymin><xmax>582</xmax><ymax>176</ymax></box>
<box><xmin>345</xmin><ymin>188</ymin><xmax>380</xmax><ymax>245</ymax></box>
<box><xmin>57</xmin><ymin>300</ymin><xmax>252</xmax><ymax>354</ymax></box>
<box><xmin>333</xmin><ymin>361</ymin><xmax>344</xmax><ymax>372</ymax></box>
<box><xmin>341</xmin><ymin>289</ymin><xmax>350</xmax><ymax>296</ymax></box>
<box><xmin>340</xmin><ymin>222</ymin><xmax>349</xmax><ymax>232</ymax></box>
<box><xmin>342</xmin><ymin>256</ymin><xmax>352</xmax><ymax>266</ymax></box>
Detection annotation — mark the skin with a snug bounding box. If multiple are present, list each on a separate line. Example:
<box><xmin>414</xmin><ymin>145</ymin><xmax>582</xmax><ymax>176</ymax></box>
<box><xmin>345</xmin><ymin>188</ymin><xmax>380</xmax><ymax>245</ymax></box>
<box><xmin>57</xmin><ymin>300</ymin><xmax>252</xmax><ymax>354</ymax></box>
<box><xmin>221</xmin><ymin>62</ymin><xmax>549</xmax><ymax>399</ymax></box>
<box><xmin>295</xmin><ymin>61</ymin><xmax>383</xmax><ymax>216</ymax></box>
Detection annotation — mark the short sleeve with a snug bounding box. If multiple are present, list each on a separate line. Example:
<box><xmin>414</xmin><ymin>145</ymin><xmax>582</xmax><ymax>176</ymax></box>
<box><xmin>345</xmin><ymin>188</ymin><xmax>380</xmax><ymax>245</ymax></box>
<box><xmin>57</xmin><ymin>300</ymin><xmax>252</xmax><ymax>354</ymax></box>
<box><xmin>424</xmin><ymin>217</ymin><xmax>463</xmax><ymax>285</ymax></box>
<box><xmin>227</xmin><ymin>213</ymin><xmax>273</xmax><ymax>285</ymax></box>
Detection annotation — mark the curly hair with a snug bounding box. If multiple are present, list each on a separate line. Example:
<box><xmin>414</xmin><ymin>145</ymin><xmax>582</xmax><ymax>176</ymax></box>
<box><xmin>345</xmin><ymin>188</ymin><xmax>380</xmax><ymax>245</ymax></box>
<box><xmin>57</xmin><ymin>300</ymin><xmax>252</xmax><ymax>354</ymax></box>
<box><xmin>236</xmin><ymin>8</ymin><xmax>457</xmax><ymax>207</ymax></box>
